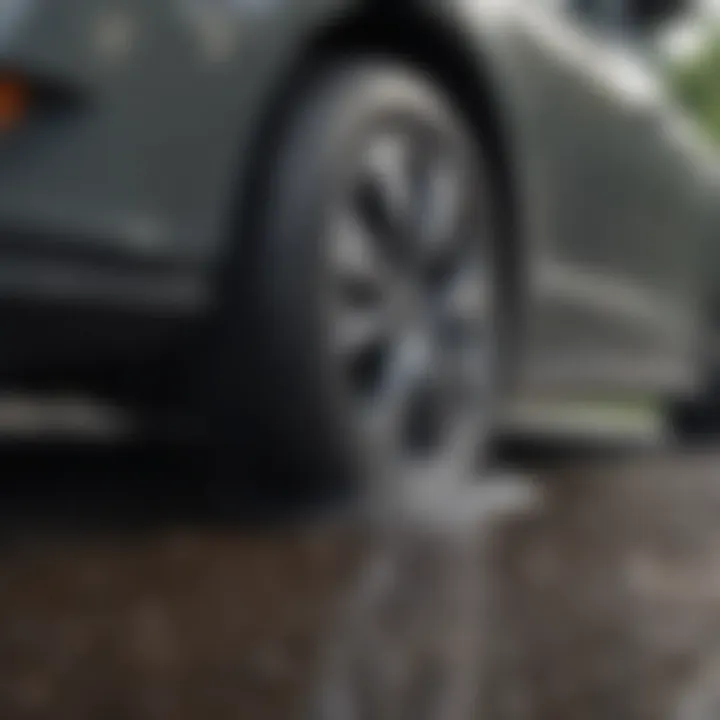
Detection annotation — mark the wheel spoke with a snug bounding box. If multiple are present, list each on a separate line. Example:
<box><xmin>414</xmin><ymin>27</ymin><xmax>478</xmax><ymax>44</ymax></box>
<box><xmin>437</xmin><ymin>263</ymin><xmax>494</xmax><ymax>416</ymax></box>
<box><xmin>410</xmin><ymin>149</ymin><xmax>465</xmax><ymax>278</ymax></box>
<box><xmin>450</xmin><ymin>339</ymin><xmax>492</xmax><ymax>411</ymax></box>
<box><xmin>329</xmin><ymin>206</ymin><xmax>392</xmax><ymax>303</ymax></box>
<box><xmin>363</xmin><ymin>332</ymin><xmax>432</xmax><ymax>452</ymax></box>
<box><xmin>354</xmin><ymin>132</ymin><xmax>414</xmax><ymax>262</ymax></box>
<box><xmin>443</xmin><ymin>263</ymin><xmax>492</xmax><ymax>327</ymax></box>
<box><xmin>436</xmin><ymin>410</ymin><xmax>483</xmax><ymax>479</ymax></box>
<box><xmin>331</xmin><ymin>306</ymin><xmax>388</xmax><ymax>359</ymax></box>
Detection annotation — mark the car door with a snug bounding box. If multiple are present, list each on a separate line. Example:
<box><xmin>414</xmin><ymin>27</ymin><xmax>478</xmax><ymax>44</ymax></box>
<box><xmin>515</xmin><ymin>0</ymin><xmax>703</xmax><ymax>394</ymax></box>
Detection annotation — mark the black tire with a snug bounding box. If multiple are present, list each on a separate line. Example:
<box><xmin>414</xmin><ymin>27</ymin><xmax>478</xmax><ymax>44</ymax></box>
<box><xmin>207</xmin><ymin>59</ymin><xmax>501</xmax><ymax>500</ymax></box>
<box><xmin>667</xmin><ymin>303</ymin><xmax>720</xmax><ymax>446</ymax></box>
<box><xmin>668</xmin><ymin>375</ymin><xmax>720</xmax><ymax>446</ymax></box>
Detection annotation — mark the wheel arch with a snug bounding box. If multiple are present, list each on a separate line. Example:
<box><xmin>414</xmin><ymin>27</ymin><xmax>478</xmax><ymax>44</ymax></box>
<box><xmin>224</xmin><ymin>3</ymin><xmax>524</xmax><ymax>380</ymax></box>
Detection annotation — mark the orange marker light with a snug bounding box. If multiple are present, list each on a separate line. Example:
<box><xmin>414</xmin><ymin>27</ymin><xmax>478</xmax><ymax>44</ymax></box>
<box><xmin>0</xmin><ymin>75</ymin><xmax>29</xmax><ymax>132</ymax></box>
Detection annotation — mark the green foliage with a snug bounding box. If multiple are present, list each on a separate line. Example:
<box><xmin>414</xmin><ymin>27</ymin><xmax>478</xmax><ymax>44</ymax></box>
<box><xmin>670</xmin><ymin>33</ymin><xmax>720</xmax><ymax>142</ymax></box>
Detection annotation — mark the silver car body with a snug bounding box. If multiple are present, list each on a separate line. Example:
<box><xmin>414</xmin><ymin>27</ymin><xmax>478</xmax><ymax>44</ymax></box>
<box><xmin>0</xmin><ymin>0</ymin><xmax>713</xmax><ymax>411</ymax></box>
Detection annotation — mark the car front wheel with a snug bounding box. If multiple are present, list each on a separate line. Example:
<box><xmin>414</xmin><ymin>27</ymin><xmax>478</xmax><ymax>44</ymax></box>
<box><xmin>210</xmin><ymin>59</ymin><xmax>502</xmax><ymax>500</ymax></box>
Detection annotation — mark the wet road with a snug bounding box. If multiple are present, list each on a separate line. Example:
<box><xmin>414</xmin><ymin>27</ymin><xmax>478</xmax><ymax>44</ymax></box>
<box><xmin>0</xmin><ymin>436</ymin><xmax>719</xmax><ymax>719</ymax></box>
<box><xmin>0</xmin><ymin>437</ymin><xmax>360</xmax><ymax>720</ymax></box>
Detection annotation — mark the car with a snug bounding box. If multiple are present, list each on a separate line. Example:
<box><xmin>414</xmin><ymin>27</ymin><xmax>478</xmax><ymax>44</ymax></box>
<box><xmin>0</xmin><ymin>0</ymin><xmax>715</xmax><ymax>496</ymax></box>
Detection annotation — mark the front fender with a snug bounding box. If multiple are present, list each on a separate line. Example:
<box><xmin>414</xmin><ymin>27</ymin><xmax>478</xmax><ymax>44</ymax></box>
<box><xmin>0</xmin><ymin>0</ymin><xmax>361</xmax><ymax>269</ymax></box>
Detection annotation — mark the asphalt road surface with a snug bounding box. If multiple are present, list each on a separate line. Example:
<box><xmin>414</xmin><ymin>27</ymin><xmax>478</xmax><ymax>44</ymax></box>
<box><xmin>0</xmin><ymin>433</ymin><xmax>719</xmax><ymax>720</ymax></box>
